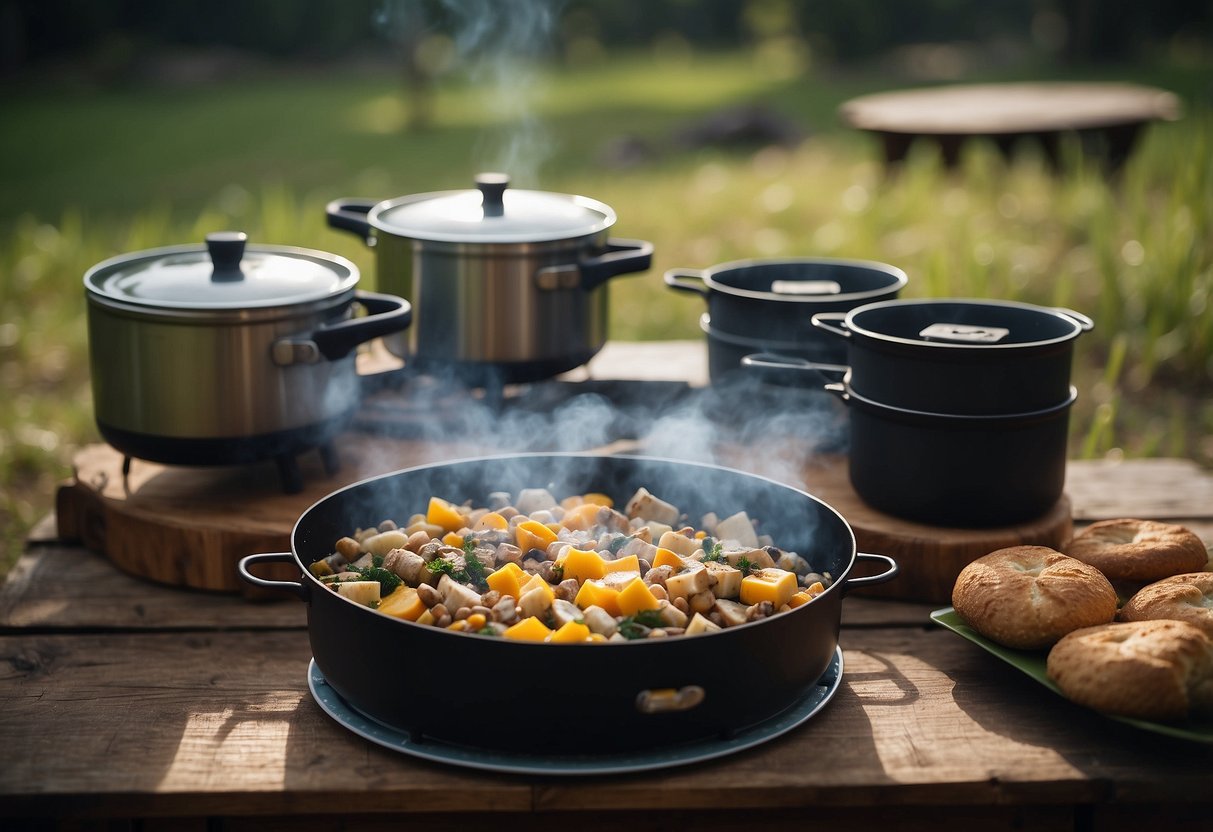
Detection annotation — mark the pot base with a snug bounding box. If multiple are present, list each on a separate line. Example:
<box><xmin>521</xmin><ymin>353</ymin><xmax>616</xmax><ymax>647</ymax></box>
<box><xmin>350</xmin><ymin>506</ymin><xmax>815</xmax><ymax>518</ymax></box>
<box><xmin>309</xmin><ymin>650</ymin><xmax>843</xmax><ymax>775</ymax></box>
<box><xmin>97</xmin><ymin>415</ymin><xmax>350</xmax><ymax>494</ymax></box>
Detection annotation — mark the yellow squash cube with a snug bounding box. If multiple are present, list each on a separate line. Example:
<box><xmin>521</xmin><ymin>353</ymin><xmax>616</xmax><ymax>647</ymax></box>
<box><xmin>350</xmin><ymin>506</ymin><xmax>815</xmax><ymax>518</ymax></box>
<box><xmin>486</xmin><ymin>561</ymin><xmax>526</xmax><ymax>599</ymax></box>
<box><xmin>559</xmin><ymin>547</ymin><xmax>607</xmax><ymax>582</ymax></box>
<box><xmin>377</xmin><ymin>586</ymin><xmax>427</xmax><ymax>621</ymax></box>
<box><xmin>740</xmin><ymin>568</ymin><xmax>798</xmax><ymax>608</ymax></box>
<box><xmin>473</xmin><ymin>511</ymin><xmax>509</xmax><ymax>531</ymax></box>
<box><xmin>582</xmin><ymin>492</ymin><xmax>613</xmax><ymax>507</ymax></box>
<box><xmin>441</xmin><ymin>531</ymin><xmax>464</xmax><ymax>548</ymax></box>
<box><xmin>575</xmin><ymin>580</ymin><xmax>621</xmax><ymax>616</ymax></box>
<box><xmin>651</xmin><ymin>547</ymin><xmax>685</xmax><ymax>570</ymax></box>
<box><xmin>561</xmin><ymin>502</ymin><xmax>603</xmax><ymax>531</ymax></box>
<box><xmin>602</xmin><ymin>554</ymin><xmax>641</xmax><ymax>574</ymax></box>
<box><xmin>617</xmin><ymin>577</ymin><xmax>660</xmax><ymax>616</ymax></box>
<box><xmin>549</xmin><ymin>620</ymin><xmax>592</xmax><ymax>643</ymax></box>
<box><xmin>519</xmin><ymin>573</ymin><xmax>555</xmax><ymax>601</ymax></box>
<box><xmin>516</xmin><ymin>519</ymin><xmax>558</xmax><ymax>553</ymax></box>
<box><xmin>427</xmin><ymin>497</ymin><xmax>466</xmax><ymax>533</ymax></box>
<box><xmin>503</xmin><ymin>616</ymin><xmax>553</xmax><ymax>642</ymax></box>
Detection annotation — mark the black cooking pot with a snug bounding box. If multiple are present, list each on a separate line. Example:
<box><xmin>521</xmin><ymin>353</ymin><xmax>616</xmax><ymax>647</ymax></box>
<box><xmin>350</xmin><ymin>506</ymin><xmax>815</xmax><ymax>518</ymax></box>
<box><xmin>665</xmin><ymin>258</ymin><xmax>907</xmax><ymax>351</ymax></box>
<box><xmin>828</xmin><ymin>381</ymin><xmax>1076</xmax><ymax>527</ymax></box>
<box><xmin>327</xmin><ymin>174</ymin><xmax>653</xmax><ymax>384</ymax></box>
<box><xmin>238</xmin><ymin>453</ymin><xmax>897</xmax><ymax>754</ymax></box>
<box><xmin>700</xmin><ymin>313</ymin><xmax>847</xmax><ymax>386</ymax></box>
<box><xmin>811</xmin><ymin>298</ymin><xmax>1093</xmax><ymax>415</ymax></box>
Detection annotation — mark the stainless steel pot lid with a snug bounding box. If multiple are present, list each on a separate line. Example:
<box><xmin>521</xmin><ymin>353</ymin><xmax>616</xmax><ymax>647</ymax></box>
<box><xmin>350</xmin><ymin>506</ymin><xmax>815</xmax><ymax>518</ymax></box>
<box><xmin>85</xmin><ymin>232</ymin><xmax>359</xmax><ymax>310</ymax></box>
<box><xmin>370</xmin><ymin>173</ymin><xmax>616</xmax><ymax>243</ymax></box>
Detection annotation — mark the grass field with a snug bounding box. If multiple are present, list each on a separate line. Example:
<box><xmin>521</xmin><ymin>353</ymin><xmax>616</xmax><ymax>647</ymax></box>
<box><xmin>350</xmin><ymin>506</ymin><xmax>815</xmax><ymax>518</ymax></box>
<box><xmin>2</xmin><ymin>49</ymin><xmax>1211</xmax><ymax>578</ymax></box>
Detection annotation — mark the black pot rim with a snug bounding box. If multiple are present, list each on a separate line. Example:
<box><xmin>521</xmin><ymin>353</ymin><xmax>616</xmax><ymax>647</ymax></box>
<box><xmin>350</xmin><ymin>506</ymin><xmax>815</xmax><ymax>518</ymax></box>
<box><xmin>834</xmin><ymin>381</ymin><xmax>1078</xmax><ymax>424</ymax></box>
<box><xmin>838</xmin><ymin>297</ymin><xmax>1091</xmax><ymax>352</ymax></box>
<box><xmin>691</xmin><ymin>257</ymin><xmax>909</xmax><ymax>304</ymax></box>
<box><xmin>291</xmin><ymin>452</ymin><xmax>860</xmax><ymax>646</ymax></box>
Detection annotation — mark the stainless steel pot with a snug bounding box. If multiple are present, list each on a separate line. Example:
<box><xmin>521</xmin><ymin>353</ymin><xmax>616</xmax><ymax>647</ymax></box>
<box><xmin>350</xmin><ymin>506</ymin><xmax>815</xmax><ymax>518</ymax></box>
<box><xmin>85</xmin><ymin>232</ymin><xmax>412</xmax><ymax>488</ymax></box>
<box><xmin>326</xmin><ymin>173</ymin><xmax>653</xmax><ymax>384</ymax></box>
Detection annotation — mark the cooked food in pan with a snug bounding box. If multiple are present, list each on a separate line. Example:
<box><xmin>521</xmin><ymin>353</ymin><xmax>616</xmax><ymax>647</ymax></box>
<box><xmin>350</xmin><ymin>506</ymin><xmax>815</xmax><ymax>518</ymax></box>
<box><xmin>311</xmin><ymin>486</ymin><xmax>833</xmax><ymax>641</ymax></box>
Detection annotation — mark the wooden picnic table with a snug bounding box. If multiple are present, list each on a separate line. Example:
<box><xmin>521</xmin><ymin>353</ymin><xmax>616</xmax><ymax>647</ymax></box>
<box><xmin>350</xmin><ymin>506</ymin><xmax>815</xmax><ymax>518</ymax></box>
<box><xmin>3</xmin><ymin>342</ymin><xmax>1212</xmax><ymax>831</ymax></box>
<box><xmin>839</xmin><ymin>82</ymin><xmax>1182</xmax><ymax>167</ymax></box>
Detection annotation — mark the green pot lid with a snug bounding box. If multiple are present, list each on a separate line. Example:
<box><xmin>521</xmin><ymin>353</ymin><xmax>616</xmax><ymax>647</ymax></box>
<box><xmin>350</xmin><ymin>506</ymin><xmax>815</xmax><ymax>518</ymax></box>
<box><xmin>85</xmin><ymin>232</ymin><xmax>359</xmax><ymax>309</ymax></box>
<box><xmin>371</xmin><ymin>173</ymin><xmax>615</xmax><ymax>243</ymax></box>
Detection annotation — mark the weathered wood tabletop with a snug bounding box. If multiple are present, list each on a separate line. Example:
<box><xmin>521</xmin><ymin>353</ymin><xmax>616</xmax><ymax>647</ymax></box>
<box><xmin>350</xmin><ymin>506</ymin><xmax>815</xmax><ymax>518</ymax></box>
<box><xmin>3</xmin><ymin>342</ymin><xmax>1212</xmax><ymax>831</ymax></box>
<box><xmin>839</xmin><ymin>82</ymin><xmax>1182</xmax><ymax>167</ymax></box>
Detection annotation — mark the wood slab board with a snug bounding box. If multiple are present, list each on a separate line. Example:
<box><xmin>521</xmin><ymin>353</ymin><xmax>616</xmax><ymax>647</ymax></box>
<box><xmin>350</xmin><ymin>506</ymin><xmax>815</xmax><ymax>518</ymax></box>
<box><xmin>59</xmin><ymin>433</ymin><xmax>1065</xmax><ymax>603</ymax></box>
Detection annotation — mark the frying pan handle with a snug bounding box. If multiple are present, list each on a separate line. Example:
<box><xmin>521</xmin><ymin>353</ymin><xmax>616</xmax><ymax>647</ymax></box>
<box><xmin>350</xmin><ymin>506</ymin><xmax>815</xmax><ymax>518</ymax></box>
<box><xmin>663</xmin><ymin>268</ymin><xmax>710</xmax><ymax>298</ymax></box>
<box><xmin>238</xmin><ymin>553</ymin><xmax>310</xmax><ymax>602</ymax></box>
<box><xmin>325</xmin><ymin>197</ymin><xmax>378</xmax><ymax>246</ymax></box>
<box><xmin>1050</xmin><ymin>307</ymin><xmax>1094</xmax><ymax>332</ymax></box>
<box><xmin>811</xmin><ymin>312</ymin><xmax>851</xmax><ymax>339</ymax></box>
<box><xmin>578</xmin><ymin>238</ymin><xmax>654</xmax><ymax>291</ymax></box>
<box><xmin>843</xmin><ymin>553</ymin><xmax>899</xmax><ymax>593</ymax></box>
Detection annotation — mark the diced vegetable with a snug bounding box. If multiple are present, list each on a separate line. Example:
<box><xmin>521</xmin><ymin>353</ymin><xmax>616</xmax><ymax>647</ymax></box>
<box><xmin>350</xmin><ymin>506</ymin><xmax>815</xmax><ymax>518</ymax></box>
<box><xmin>617</xmin><ymin>577</ymin><xmax>661</xmax><ymax>617</ymax></box>
<box><xmin>740</xmin><ymin>568</ymin><xmax>798</xmax><ymax>608</ymax></box>
<box><xmin>426</xmin><ymin>497</ymin><xmax>466</xmax><ymax>533</ymax></box>
<box><xmin>323</xmin><ymin>485</ymin><xmax>831</xmax><ymax>641</ymax></box>
<box><xmin>560</xmin><ymin>547</ymin><xmax>607</xmax><ymax>582</ymax></box>
<box><xmin>503</xmin><ymin>616</ymin><xmax>553</xmax><ymax>642</ymax></box>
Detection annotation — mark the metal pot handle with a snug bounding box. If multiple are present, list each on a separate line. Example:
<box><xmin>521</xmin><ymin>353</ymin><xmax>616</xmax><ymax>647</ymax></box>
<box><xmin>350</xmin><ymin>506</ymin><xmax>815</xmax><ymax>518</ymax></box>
<box><xmin>663</xmin><ymin>268</ymin><xmax>711</xmax><ymax>299</ymax></box>
<box><xmin>578</xmin><ymin>238</ymin><xmax>654</xmax><ymax>292</ymax></box>
<box><xmin>238</xmin><ymin>553</ymin><xmax>310</xmax><ymax>602</ymax></box>
<box><xmin>273</xmin><ymin>292</ymin><xmax>413</xmax><ymax>365</ymax></box>
<box><xmin>810</xmin><ymin>312</ymin><xmax>851</xmax><ymax>339</ymax></box>
<box><xmin>740</xmin><ymin>353</ymin><xmax>850</xmax><ymax>380</ymax></box>
<box><xmin>842</xmin><ymin>553</ymin><xmax>899</xmax><ymax>593</ymax></box>
<box><xmin>325</xmin><ymin>198</ymin><xmax>378</xmax><ymax>246</ymax></box>
<box><xmin>1050</xmin><ymin>307</ymin><xmax>1095</xmax><ymax>332</ymax></box>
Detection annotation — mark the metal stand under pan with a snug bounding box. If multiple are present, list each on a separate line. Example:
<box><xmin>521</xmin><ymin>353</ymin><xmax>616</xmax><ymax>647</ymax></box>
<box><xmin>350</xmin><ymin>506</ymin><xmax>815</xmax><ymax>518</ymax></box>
<box><xmin>307</xmin><ymin>647</ymin><xmax>843</xmax><ymax>776</ymax></box>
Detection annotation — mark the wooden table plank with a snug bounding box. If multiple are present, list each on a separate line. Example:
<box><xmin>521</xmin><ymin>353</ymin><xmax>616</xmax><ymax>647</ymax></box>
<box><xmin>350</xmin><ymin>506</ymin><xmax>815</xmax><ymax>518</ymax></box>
<box><xmin>3</xmin><ymin>628</ymin><xmax>1208</xmax><ymax>820</ymax></box>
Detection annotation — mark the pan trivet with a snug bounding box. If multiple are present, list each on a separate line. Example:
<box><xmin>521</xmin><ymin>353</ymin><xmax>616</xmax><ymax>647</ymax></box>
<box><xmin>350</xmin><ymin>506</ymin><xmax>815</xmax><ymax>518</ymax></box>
<box><xmin>307</xmin><ymin>648</ymin><xmax>843</xmax><ymax>775</ymax></box>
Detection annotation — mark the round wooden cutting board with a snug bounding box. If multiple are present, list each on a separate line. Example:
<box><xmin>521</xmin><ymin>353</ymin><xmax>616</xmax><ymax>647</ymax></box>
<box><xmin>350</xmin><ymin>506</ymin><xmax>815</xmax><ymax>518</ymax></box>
<box><xmin>58</xmin><ymin>435</ymin><xmax>1070</xmax><ymax>602</ymax></box>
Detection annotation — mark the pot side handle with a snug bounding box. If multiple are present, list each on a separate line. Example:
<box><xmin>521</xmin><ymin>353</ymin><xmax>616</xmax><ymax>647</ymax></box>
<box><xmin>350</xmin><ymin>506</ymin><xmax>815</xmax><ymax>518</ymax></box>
<box><xmin>810</xmin><ymin>311</ymin><xmax>851</xmax><ymax>340</ymax></box>
<box><xmin>740</xmin><ymin>353</ymin><xmax>850</xmax><ymax>380</ymax></box>
<box><xmin>1050</xmin><ymin>307</ymin><xmax>1095</xmax><ymax>332</ymax></box>
<box><xmin>276</xmin><ymin>292</ymin><xmax>412</xmax><ymax>365</ymax></box>
<box><xmin>662</xmin><ymin>268</ymin><xmax>711</xmax><ymax>299</ymax></box>
<box><xmin>842</xmin><ymin>553</ymin><xmax>899</xmax><ymax>594</ymax></box>
<box><xmin>325</xmin><ymin>198</ymin><xmax>378</xmax><ymax>246</ymax></box>
<box><xmin>238</xmin><ymin>553</ymin><xmax>310</xmax><ymax>602</ymax></box>
<box><xmin>578</xmin><ymin>238</ymin><xmax>654</xmax><ymax>291</ymax></box>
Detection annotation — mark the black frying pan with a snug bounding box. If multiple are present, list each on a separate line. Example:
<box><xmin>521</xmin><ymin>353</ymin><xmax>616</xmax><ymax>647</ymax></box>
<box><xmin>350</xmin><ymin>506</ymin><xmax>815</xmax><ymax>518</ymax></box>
<box><xmin>240</xmin><ymin>453</ymin><xmax>897</xmax><ymax>754</ymax></box>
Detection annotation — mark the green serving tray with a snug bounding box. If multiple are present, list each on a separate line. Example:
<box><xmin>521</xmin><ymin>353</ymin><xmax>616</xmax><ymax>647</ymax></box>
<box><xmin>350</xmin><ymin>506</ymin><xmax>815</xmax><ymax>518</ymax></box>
<box><xmin>930</xmin><ymin>606</ymin><xmax>1213</xmax><ymax>744</ymax></box>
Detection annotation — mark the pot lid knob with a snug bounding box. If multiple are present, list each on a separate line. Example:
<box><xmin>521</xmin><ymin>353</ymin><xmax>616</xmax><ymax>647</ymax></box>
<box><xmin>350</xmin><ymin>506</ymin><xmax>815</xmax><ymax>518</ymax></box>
<box><xmin>475</xmin><ymin>172</ymin><xmax>509</xmax><ymax>218</ymax></box>
<box><xmin>206</xmin><ymin>231</ymin><xmax>248</xmax><ymax>280</ymax></box>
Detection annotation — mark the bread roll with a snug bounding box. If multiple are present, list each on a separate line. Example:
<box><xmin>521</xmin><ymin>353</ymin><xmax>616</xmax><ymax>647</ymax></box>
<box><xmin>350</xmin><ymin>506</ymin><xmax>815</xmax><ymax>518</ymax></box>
<box><xmin>1118</xmin><ymin>572</ymin><xmax>1213</xmax><ymax>636</ymax></box>
<box><xmin>1065</xmin><ymin>519</ymin><xmax>1207</xmax><ymax>582</ymax></box>
<box><xmin>1047</xmin><ymin>620</ymin><xmax>1213</xmax><ymax>721</ymax></box>
<box><xmin>952</xmin><ymin>546</ymin><xmax>1117</xmax><ymax>650</ymax></box>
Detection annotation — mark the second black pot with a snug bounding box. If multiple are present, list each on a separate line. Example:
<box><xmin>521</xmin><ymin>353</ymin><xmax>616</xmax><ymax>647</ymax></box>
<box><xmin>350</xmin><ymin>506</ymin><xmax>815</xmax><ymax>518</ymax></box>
<box><xmin>666</xmin><ymin>257</ymin><xmax>907</xmax><ymax>350</ymax></box>
<box><xmin>828</xmin><ymin>382</ymin><xmax>1076</xmax><ymax>527</ymax></box>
